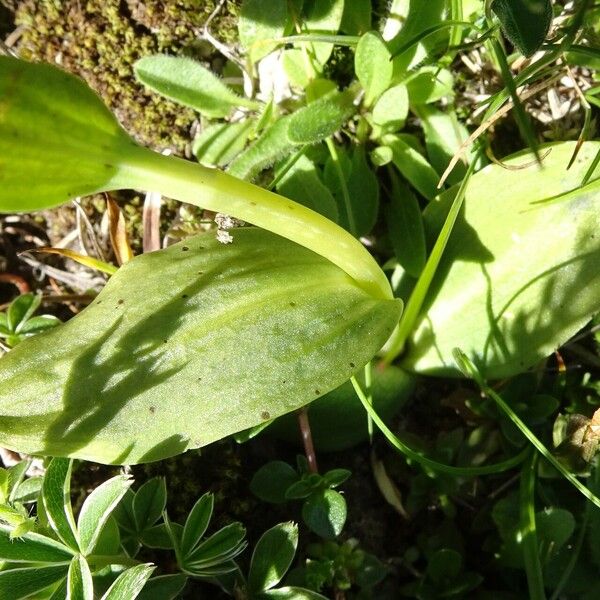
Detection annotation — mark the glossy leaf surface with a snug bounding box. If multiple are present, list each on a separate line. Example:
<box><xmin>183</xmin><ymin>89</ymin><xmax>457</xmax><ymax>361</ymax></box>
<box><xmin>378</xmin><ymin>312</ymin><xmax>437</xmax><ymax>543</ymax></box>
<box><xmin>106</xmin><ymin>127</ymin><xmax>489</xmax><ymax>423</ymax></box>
<box><xmin>403</xmin><ymin>142</ymin><xmax>600</xmax><ymax>378</ymax></box>
<box><xmin>0</xmin><ymin>229</ymin><xmax>400</xmax><ymax>464</ymax></box>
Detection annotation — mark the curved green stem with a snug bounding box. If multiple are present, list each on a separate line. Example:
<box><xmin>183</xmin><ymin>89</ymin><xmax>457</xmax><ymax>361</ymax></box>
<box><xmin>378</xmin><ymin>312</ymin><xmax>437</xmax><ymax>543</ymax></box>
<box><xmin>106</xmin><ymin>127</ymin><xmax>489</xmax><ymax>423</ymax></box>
<box><xmin>118</xmin><ymin>146</ymin><xmax>392</xmax><ymax>301</ymax></box>
<box><xmin>351</xmin><ymin>375</ymin><xmax>529</xmax><ymax>476</ymax></box>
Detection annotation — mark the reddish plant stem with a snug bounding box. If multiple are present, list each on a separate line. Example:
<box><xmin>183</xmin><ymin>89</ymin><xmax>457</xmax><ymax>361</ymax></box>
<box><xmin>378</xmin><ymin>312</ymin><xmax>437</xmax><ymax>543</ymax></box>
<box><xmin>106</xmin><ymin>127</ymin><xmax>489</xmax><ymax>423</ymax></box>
<box><xmin>297</xmin><ymin>407</ymin><xmax>318</xmax><ymax>474</ymax></box>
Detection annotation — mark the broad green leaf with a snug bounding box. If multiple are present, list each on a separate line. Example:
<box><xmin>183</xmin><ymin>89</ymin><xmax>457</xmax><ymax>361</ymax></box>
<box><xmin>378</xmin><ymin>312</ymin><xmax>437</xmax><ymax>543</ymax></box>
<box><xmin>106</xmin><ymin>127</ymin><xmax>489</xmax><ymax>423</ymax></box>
<box><xmin>277</xmin><ymin>155</ymin><xmax>339</xmax><ymax>222</ymax></box>
<box><xmin>238</xmin><ymin>0</ymin><xmax>289</xmax><ymax>63</ymax></box>
<box><xmin>302</xmin><ymin>489</ymin><xmax>346</xmax><ymax>539</ymax></box>
<box><xmin>181</xmin><ymin>493</ymin><xmax>214</xmax><ymax>556</ymax></box>
<box><xmin>248</xmin><ymin>522</ymin><xmax>298</xmax><ymax>594</ymax></box>
<box><xmin>0</xmin><ymin>526</ymin><xmax>73</xmax><ymax>563</ymax></box>
<box><xmin>372</xmin><ymin>84</ymin><xmax>409</xmax><ymax>130</ymax></box>
<box><xmin>0</xmin><ymin>56</ymin><xmax>133</xmax><ymax>213</ymax></box>
<box><xmin>268</xmin><ymin>365</ymin><xmax>414</xmax><ymax>452</ymax></box>
<box><xmin>136</xmin><ymin>574</ymin><xmax>187</xmax><ymax>600</ymax></box>
<box><xmin>385</xmin><ymin>174</ymin><xmax>426</xmax><ymax>277</ymax></box>
<box><xmin>42</xmin><ymin>459</ymin><xmax>78</xmax><ymax>550</ymax></box>
<box><xmin>67</xmin><ymin>555</ymin><xmax>93</xmax><ymax>600</ymax></box>
<box><xmin>492</xmin><ymin>0</ymin><xmax>553</xmax><ymax>57</ymax></box>
<box><xmin>404</xmin><ymin>142</ymin><xmax>600</xmax><ymax>378</ymax></box>
<box><xmin>385</xmin><ymin>134</ymin><xmax>440</xmax><ymax>200</ymax></box>
<box><xmin>0</xmin><ymin>230</ymin><xmax>400</xmax><ymax>465</ymax></box>
<box><xmin>134</xmin><ymin>55</ymin><xmax>260</xmax><ymax>118</ymax></box>
<box><xmin>250</xmin><ymin>462</ymin><xmax>299</xmax><ymax>504</ymax></box>
<box><xmin>132</xmin><ymin>478</ymin><xmax>167</xmax><ymax>533</ymax></box>
<box><xmin>77</xmin><ymin>475</ymin><xmax>132</xmax><ymax>555</ymax></box>
<box><xmin>192</xmin><ymin>121</ymin><xmax>254</xmax><ymax>168</ymax></box>
<box><xmin>355</xmin><ymin>31</ymin><xmax>393</xmax><ymax>107</ymax></box>
<box><xmin>100</xmin><ymin>564</ymin><xmax>155</xmax><ymax>600</ymax></box>
<box><xmin>0</xmin><ymin>565</ymin><xmax>68</xmax><ymax>600</ymax></box>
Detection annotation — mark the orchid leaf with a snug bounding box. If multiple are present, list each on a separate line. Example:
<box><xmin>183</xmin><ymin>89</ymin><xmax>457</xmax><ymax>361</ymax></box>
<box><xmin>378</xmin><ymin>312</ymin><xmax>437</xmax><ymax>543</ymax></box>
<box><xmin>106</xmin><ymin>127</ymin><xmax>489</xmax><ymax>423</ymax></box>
<box><xmin>0</xmin><ymin>229</ymin><xmax>400</xmax><ymax>464</ymax></box>
<box><xmin>403</xmin><ymin>142</ymin><xmax>600</xmax><ymax>378</ymax></box>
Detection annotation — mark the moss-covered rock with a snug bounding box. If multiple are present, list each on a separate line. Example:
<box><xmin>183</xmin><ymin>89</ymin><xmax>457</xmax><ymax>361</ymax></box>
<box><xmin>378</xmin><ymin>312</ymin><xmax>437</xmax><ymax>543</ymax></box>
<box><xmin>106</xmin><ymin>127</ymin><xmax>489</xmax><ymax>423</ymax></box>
<box><xmin>13</xmin><ymin>0</ymin><xmax>240</xmax><ymax>153</ymax></box>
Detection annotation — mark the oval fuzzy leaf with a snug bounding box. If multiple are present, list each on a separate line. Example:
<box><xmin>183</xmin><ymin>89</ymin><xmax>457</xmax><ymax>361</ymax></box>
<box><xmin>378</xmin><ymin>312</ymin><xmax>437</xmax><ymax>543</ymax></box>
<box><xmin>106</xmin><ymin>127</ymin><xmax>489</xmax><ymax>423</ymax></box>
<box><xmin>0</xmin><ymin>229</ymin><xmax>400</xmax><ymax>465</ymax></box>
<box><xmin>302</xmin><ymin>489</ymin><xmax>346</xmax><ymax>539</ymax></box>
<box><xmin>403</xmin><ymin>142</ymin><xmax>600</xmax><ymax>378</ymax></box>
<box><xmin>0</xmin><ymin>56</ymin><xmax>133</xmax><ymax>213</ymax></box>
<box><xmin>134</xmin><ymin>55</ymin><xmax>260</xmax><ymax>118</ymax></box>
<box><xmin>491</xmin><ymin>0</ymin><xmax>553</xmax><ymax>57</ymax></box>
<box><xmin>355</xmin><ymin>31</ymin><xmax>393</xmax><ymax>107</ymax></box>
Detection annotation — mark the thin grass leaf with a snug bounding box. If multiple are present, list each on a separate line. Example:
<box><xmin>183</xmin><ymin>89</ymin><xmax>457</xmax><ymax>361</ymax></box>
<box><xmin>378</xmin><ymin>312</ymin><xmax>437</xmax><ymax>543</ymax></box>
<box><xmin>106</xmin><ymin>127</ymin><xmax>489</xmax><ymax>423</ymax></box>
<box><xmin>520</xmin><ymin>452</ymin><xmax>545</xmax><ymax>600</ymax></box>
<box><xmin>29</xmin><ymin>247</ymin><xmax>117</xmax><ymax>276</ymax></box>
<box><xmin>384</xmin><ymin>156</ymin><xmax>478</xmax><ymax>363</ymax></box>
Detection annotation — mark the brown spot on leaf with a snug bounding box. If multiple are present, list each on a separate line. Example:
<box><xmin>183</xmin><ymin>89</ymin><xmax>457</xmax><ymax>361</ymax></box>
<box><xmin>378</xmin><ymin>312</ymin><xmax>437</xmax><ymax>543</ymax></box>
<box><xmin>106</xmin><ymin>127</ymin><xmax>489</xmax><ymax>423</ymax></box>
<box><xmin>261</xmin><ymin>411</ymin><xmax>270</xmax><ymax>420</ymax></box>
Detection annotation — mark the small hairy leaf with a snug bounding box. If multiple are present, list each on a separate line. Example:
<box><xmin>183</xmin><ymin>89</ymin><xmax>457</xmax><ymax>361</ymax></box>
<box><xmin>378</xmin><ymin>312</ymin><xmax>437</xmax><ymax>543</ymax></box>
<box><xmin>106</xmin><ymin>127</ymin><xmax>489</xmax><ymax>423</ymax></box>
<box><xmin>67</xmin><ymin>555</ymin><xmax>93</xmax><ymax>600</ymax></box>
<box><xmin>404</xmin><ymin>142</ymin><xmax>600</xmax><ymax>378</ymax></box>
<box><xmin>250</xmin><ymin>462</ymin><xmax>299</xmax><ymax>504</ymax></box>
<box><xmin>181</xmin><ymin>493</ymin><xmax>214</xmax><ymax>556</ymax></box>
<box><xmin>492</xmin><ymin>0</ymin><xmax>553</xmax><ymax>57</ymax></box>
<box><xmin>42</xmin><ymin>459</ymin><xmax>78</xmax><ymax>550</ymax></box>
<box><xmin>0</xmin><ymin>229</ymin><xmax>400</xmax><ymax>464</ymax></box>
<box><xmin>136</xmin><ymin>574</ymin><xmax>188</xmax><ymax>600</ymax></box>
<box><xmin>134</xmin><ymin>55</ymin><xmax>260</xmax><ymax>117</ymax></box>
<box><xmin>77</xmin><ymin>475</ymin><xmax>132</xmax><ymax>555</ymax></box>
<box><xmin>0</xmin><ymin>565</ymin><xmax>68</xmax><ymax>600</ymax></box>
<box><xmin>0</xmin><ymin>526</ymin><xmax>73</xmax><ymax>563</ymax></box>
<box><xmin>100</xmin><ymin>564</ymin><xmax>155</xmax><ymax>600</ymax></box>
<box><xmin>302</xmin><ymin>489</ymin><xmax>346</xmax><ymax>539</ymax></box>
<box><xmin>248</xmin><ymin>522</ymin><xmax>298</xmax><ymax>594</ymax></box>
<box><xmin>133</xmin><ymin>478</ymin><xmax>167</xmax><ymax>533</ymax></box>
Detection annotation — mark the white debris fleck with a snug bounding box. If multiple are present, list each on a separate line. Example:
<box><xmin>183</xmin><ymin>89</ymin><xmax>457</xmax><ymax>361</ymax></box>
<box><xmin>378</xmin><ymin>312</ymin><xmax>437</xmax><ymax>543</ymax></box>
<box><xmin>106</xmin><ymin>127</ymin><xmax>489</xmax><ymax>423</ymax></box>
<box><xmin>215</xmin><ymin>213</ymin><xmax>244</xmax><ymax>244</ymax></box>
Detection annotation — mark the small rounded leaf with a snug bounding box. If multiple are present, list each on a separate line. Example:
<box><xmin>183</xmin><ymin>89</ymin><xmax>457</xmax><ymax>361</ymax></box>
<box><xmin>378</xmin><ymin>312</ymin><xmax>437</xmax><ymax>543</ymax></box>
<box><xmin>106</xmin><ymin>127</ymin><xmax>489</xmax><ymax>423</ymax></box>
<box><xmin>302</xmin><ymin>489</ymin><xmax>347</xmax><ymax>539</ymax></box>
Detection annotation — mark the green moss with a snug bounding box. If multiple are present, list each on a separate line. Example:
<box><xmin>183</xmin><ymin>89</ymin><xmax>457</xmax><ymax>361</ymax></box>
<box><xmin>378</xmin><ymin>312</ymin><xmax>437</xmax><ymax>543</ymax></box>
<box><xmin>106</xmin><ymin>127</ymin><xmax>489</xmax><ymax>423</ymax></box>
<box><xmin>14</xmin><ymin>0</ymin><xmax>240</xmax><ymax>153</ymax></box>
